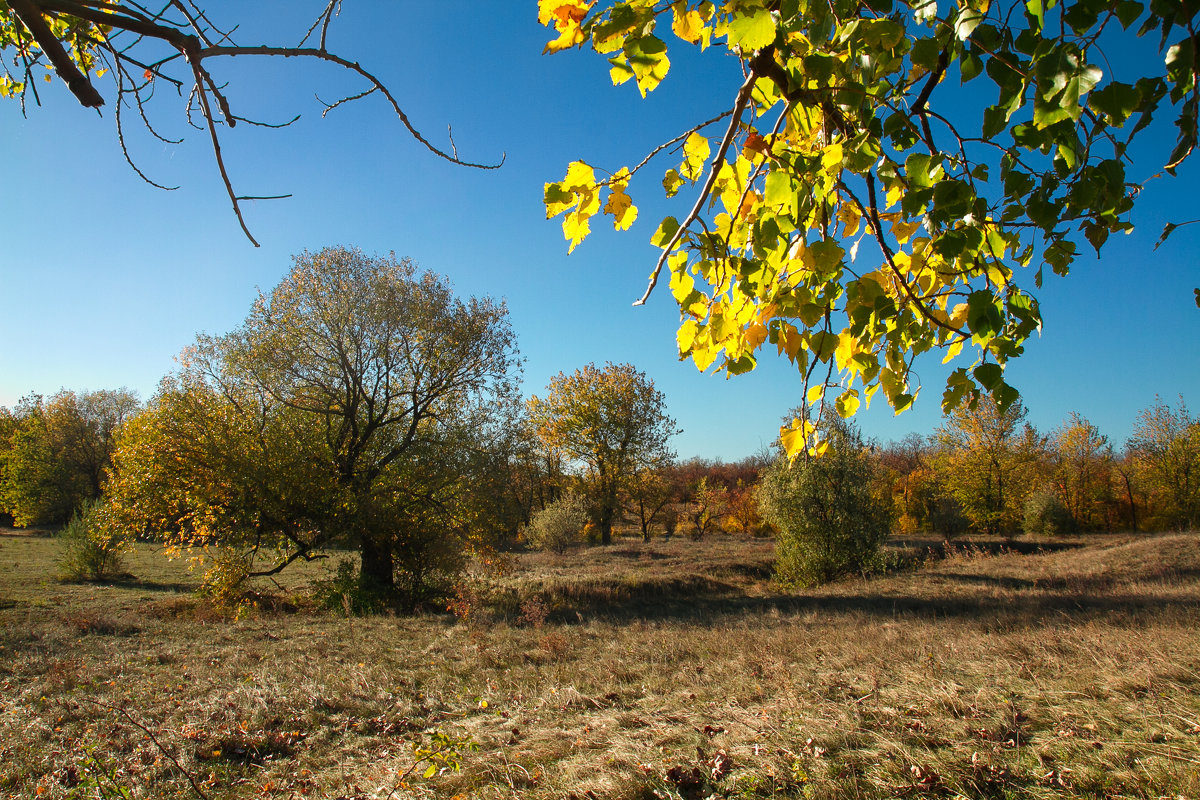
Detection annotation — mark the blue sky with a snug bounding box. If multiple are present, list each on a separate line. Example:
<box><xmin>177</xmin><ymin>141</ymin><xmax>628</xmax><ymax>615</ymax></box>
<box><xmin>1</xmin><ymin>2</ymin><xmax>1197</xmax><ymax>458</ymax></box>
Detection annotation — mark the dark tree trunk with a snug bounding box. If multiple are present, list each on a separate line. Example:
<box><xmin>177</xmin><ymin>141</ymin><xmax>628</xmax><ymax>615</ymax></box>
<box><xmin>358</xmin><ymin>534</ymin><xmax>395</xmax><ymax>594</ymax></box>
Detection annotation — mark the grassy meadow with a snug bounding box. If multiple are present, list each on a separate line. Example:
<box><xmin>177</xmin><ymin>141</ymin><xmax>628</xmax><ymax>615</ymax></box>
<box><xmin>1</xmin><ymin>529</ymin><xmax>1198</xmax><ymax>799</ymax></box>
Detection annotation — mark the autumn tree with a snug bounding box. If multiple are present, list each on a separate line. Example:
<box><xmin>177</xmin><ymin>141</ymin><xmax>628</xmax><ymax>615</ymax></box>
<box><xmin>624</xmin><ymin>465</ymin><xmax>677</xmax><ymax>541</ymax></box>
<box><xmin>1127</xmin><ymin>397</ymin><xmax>1200</xmax><ymax>530</ymax></box>
<box><xmin>105</xmin><ymin>247</ymin><xmax>519</xmax><ymax>608</ymax></box>
<box><xmin>0</xmin><ymin>389</ymin><xmax>139</xmax><ymax>527</ymax></box>
<box><xmin>932</xmin><ymin>398</ymin><xmax>1044</xmax><ymax>535</ymax></box>
<box><xmin>541</xmin><ymin>0</ymin><xmax>1200</xmax><ymax>455</ymax></box>
<box><xmin>1049</xmin><ymin>413</ymin><xmax>1114</xmax><ymax>530</ymax></box>
<box><xmin>874</xmin><ymin>433</ymin><xmax>945</xmax><ymax>534</ymax></box>
<box><xmin>0</xmin><ymin>3</ymin><xmax>500</xmax><ymax>243</ymax></box>
<box><xmin>688</xmin><ymin>476</ymin><xmax>728</xmax><ymax>538</ymax></box>
<box><xmin>528</xmin><ymin>362</ymin><xmax>678</xmax><ymax>545</ymax></box>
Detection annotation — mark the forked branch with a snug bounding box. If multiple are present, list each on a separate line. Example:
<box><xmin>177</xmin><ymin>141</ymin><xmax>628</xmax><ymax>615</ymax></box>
<box><xmin>4</xmin><ymin>0</ymin><xmax>503</xmax><ymax>245</ymax></box>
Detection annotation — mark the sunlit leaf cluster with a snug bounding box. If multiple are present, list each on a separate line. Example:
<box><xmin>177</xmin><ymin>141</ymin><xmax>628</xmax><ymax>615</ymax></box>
<box><xmin>541</xmin><ymin>0</ymin><xmax>1197</xmax><ymax>457</ymax></box>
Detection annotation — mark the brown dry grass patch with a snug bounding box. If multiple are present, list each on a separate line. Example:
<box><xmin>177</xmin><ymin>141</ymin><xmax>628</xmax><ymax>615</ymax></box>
<box><xmin>1</xmin><ymin>529</ymin><xmax>1198</xmax><ymax>799</ymax></box>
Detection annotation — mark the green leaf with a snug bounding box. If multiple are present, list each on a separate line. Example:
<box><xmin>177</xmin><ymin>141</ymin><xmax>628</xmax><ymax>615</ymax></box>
<box><xmin>973</xmin><ymin>362</ymin><xmax>1003</xmax><ymax>390</ymax></box>
<box><xmin>966</xmin><ymin>290</ymin><xmax>1003</xmax><ymax>338</ymax></box>
<box><xmin>993</xmin><ymin>381</ymin><xmax>1020</xmax><ymax>411</ymax></box>
<box><xmin>623</xmin><ymin>35</ymin><xmax>671</xmax><ymax>96</ymax></box>
<box><xmin>726</xmin><ymin>7</ymin><xmax>777</xmax><ymax>51</ymax></box>
<box><xmin>424</xmin><ymin>764</ymin><xmax>438</xmax><ymax>779</ymax></box>
<box><xmin>1026</xmin><ymin>0</ymin><xmax>1045</xmax><ymax>31</ymax></box>
<box><xmin>1089</xmin><ymin>81</ymin><xmax>1141</xmax><ymax>125</ymax></box>
<box><xmin>1114</xmin><ymin>0</ymin><xmax>1144</xmax><ymax>28</ymax></box>
<box><xmin>910</xmin><ymin>37</ymin><xmax>941</xmax><ymax>69</ymax></box>
<box><xmin>764</xmin><ymin>170</ymin><xmax>795</xmax><ymax>212</ymax></box>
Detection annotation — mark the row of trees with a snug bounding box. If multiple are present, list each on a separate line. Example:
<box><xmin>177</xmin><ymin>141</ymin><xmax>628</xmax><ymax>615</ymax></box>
<box><xmin>3</xmin><ymin>247</ymin><xmax>1196</xmax><ymax>605</ymax></box>
<box><xmin>0</xmin><ymin>389</ymin><xmax>139</xmax><ymax>527</ymax></box>
<box><xmin>875</xmin><ymin>397</ymin><xmax>1200</xmax><ymax>538</ymax></box>
<box><xmin>0</xmin><ymin>248</ymin><xmax>688</xmax><ymax>608</ymax></box>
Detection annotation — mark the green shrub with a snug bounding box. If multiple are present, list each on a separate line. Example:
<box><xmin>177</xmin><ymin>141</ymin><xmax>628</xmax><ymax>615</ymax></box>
<box><xmin>525</xmin><ymin>493</ymin><xmax>588</xmax><ymax>553</ymax></box>
<box><xmin>1023</xmin><ymin>488</ymin><xmax>1076</xmax><ymax>536</ymax></box>
<box><xmin>58</xmin><ymin>499</ymin><xmax>129</xmax><ymax>582</ymax></box>
<box><xmin>930</xmin><ymin>496</ymin><xmax>970</xmax><ymax>539</ymax></box>
<box><xmin>758</xmin><ymin>415</ymin><xmax>891</xmax><ymax>586</ymax></box>
<box><xmin>311</xmin><ymin>558</ymin><xmax>388</xmax><ymax>616</ymax></box>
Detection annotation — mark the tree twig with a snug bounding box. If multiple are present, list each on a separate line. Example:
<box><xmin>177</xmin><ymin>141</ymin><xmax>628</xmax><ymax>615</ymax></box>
<box><xmin>634</xmin><ymin>69</ymin><xmax>758</xmax><ymax>306</ymax></box>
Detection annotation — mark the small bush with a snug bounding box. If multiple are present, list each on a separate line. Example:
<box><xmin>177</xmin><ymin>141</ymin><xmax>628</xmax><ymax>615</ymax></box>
<box><xmin>311</xmin><ymin>558</ymin><xmax>388</xmax><ymax>616</ymax></box>
<box><xmin>758</xmin><ymin>414</ymin><xmax>891</xmax><ymax>586</ymax></box>
<box><xmin>58</xmin><ymin>500</ymin><xmax>129</xmax><ymax>582</ymax></box>
<box><xmin>1024</xmin><ymin>489</ymin><xmax>1076</xmax><ymax>536</ymax></box>
<box><xmin>525</xmin><ymin>493</ymin><xmax>588</xmax><ymax>553</ymax></box>
<box><xmin>198</xmin><ymin>548</ymin><xmax>254</xmax><ymax>612</ymax></box>
<box><xmin>930</xmin><ymin>496</ymin><xmax>970</xmax><ymax>539</ymax></box>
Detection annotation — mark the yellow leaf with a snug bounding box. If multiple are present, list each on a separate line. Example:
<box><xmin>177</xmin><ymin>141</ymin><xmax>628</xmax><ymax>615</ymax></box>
<box><xmin>834</xmin><ymin>332</ymin><xmax>859</xmax><ymax>373</ymax></box>
<box><xmin>604</xmin><ymin>184</ymin><xmax>638</xmax><ymax>230</ymax></box>
<box><xmin>609</xmin><ymin>58</ymin><xmax>635</xmax><ymax>85</ymax></box>
<box><xmin>745</xmin><ymin>322</ymin><xmax>768</xmax><ymax>351</ymax></box>
<box><xmin>942</xmin><ymin>339</ymin><xmax>965</xmax><ymax>364</ymax></box>
<box><xmin>949</xmin><ymin>302</ymin><xmax>969</xmax><ymax>329</ymax></box>
<box><xmin>779</xmin><ymin>418</ymin><xmax>815</xmax><ymax>460</ymax></box>
<box><xmin>563</xmin><ymin>209</ymin><xmax>592</xmax><ymax>253</ymax></box>
<box><xmin>885</xmin><ymin>182</ymin><xmax>904</xmax><ymax>209</ymax></box>
<box><xmin>821</xmin><ymin>141</ymin><xmax>844</xmax><ymax>172</ymax></box>
<box><xmin>892</xmin><ymin>219</ymin><xmax>921</xmax><ymax>243</ymax></box>
<box><xmin>836</xmin><ymin>204</ymin><xmax>861</xmax><ymax>237</ymax></box>
<box><xmin>835</xmin><ymin>389</ymin><xmax>860</xmax><ymax>418</ymax></box>
<box><xmin>778</xmin><ymin>324</ymin><xmax>805</xmax><ymax>362</ymax></box>
<box><xmin>691</xmin><ymin>342</ymin><xmax>720</xmax><ymax>371</ymax></box>
<box><xmin>669</xmin><ymin>267</ymin><xmax>696</xmax><ymax>305</ymax></box>
<box><xmin>682</xmin><ymin>132</ymin><xmax>711</xmax><ymax>181</ymax></box>
<box><xmin>540</xmin><ymin>0</ymin><xmax>593</xmax><ymax>53</ymax></box>
<box><xmin>677</xmin><ymin>318</ymin><xmax>700</xmax><ymax>353</ymax></box>
<box><xmin>806</xmin><ymin>382</ymin><xmax>826</xmax><ymax>404</ymax></box>
<box><xmin>672</xmin><ymin>1</ymin><xmax>705</xmax><ymax>42</ymax></box>
<box><xmin>563</xmin><ymin>160</ymin><xmax>597</xmax><ymax>190</ymax></box>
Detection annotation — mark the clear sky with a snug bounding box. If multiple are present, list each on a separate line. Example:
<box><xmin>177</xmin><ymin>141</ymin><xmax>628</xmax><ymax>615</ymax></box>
<box><xmin>1</xmin><ymin>2</ymin><xmax>1197</xmax><ymax>459</ymax></box>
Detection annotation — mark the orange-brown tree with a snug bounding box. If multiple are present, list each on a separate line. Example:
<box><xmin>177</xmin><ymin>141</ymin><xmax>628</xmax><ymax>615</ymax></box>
<box><xmin>528</xmin><ymin>363</ymin><xmax>678</xmax><ymax>545</ymax></box>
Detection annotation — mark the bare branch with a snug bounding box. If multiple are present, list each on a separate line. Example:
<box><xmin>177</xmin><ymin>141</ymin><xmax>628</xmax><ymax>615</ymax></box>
<box><xmin>111</xmin><ymin>48</ymin><xmax>180</xmax><ymax>190</ymax></box>
<box><xmin>200</xmin><ymin>44</ymin><xmax>504</xmax><ymax>169</ymax></box>
<box><xmin>191</xmin><ymin>66</ymin><xmax>259</xmax><ymax>246</ymax></box>
<box><xmin>624</xmin><ymin>109</ymin><xmax>734</xmax><ymax>181</ymax></box>
<box><xmin>317</xmin><ymin>85</ymin><xmax>375</xmax><ymax>118</ymax></box>
<box><xmin>230</xmin><ymin>112</ymin><xmax>301</xmax><ymax>129</ymax></box>
<box><xmin>634</xmin><ymin>70</ymin><xmax>757</xmax><ymax>306</ymax></box>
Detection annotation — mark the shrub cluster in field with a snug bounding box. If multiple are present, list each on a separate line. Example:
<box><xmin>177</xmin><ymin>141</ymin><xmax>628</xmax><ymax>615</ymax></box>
<box><xmin>524</xmin><ymin>493</ymin><xmax>588</xmax><ymax>553</ymax></box>
<box><xmin>57</xmin><ymin>499</ymin><xmax>129</xmax><ymax>582</ymax></box>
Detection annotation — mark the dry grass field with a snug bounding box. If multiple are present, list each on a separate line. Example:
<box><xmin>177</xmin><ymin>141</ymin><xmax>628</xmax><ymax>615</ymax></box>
<box><xmin>1</xmin><ymin>529</ymin><xmax>1198</xmax><ymax>799</ymax></box>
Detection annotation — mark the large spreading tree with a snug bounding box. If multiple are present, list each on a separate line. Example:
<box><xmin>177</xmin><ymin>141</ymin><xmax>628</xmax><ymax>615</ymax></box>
<box><xmin>528</xmin><ymin>362</ymin><xmax>678</xmax><ymax>544</ymax></box>
<box><xmin>104</xmin><ymin>246</ymin><xmax>520</xmax><ymax>608</ymax></box>
<box><xmin>541</xmin><ymin>0</ymin><xmax>1200</xmax><ymax>454</ymax></box>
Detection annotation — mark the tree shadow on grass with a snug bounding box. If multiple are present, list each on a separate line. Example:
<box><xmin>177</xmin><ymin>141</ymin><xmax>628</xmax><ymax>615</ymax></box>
<box><xmin>541</xmin><ymin>579</ymin><xmax>1200</xmax><ymax>628</ymax></box>
<box><xmin>103</xmin><ymin>577</ymin><xmax>195</xmax><ymax>594</ymax></box>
